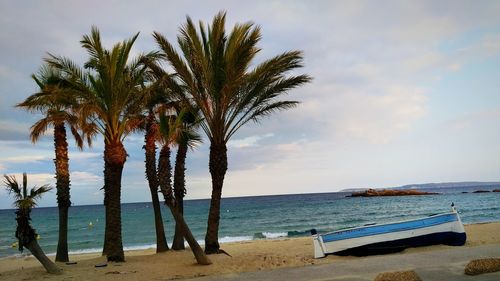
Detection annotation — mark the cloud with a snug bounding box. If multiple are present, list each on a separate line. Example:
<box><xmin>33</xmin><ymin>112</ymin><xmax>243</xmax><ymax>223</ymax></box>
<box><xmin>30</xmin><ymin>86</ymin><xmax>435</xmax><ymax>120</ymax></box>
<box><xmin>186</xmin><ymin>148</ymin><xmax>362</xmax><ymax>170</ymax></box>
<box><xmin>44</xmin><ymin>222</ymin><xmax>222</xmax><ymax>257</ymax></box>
<box><xmin>227</xmin><ymin>133</ymin><xmax>274</xmax><ymax>148</ymax></box>
<box><xmin>71</xmin><ymin>152</ymin><xmax>101</xmax><ymax>161</ymax></box>
<box><xmin>444</xmin><ymin>108</ymin><xmax>500</xmax><ymax>131</ymax></box>
<box><xmin>460</xmin><ymin>34</ymin><xmax>500</xmax><ymax>58</ymax></box>
<box><xmin>2</xmin><ymin>173</ymin><xmax>55</xmax><ymax>186</ymax></box>
<box><xmin>70</xmin><ymin>171</ymin><xmax>102</xmax><ymax>186</ymax></box>
<box><xmin>0</xmin><ymin>154</ymin><xmax>50</xmax><ymax>164</ymax></box>
<box><xmin>0</xmin><ymin>120</ymin><xmax>30</xmax><ymax>140</ymax></box>
<box><xmin>1</xmin><ymin>171</ymin><xmax>102</xmax><ymax>188</ymax></box>
<box><xmin>331</xmin><ymin>86</ymin><xmax>428</xmax><ymax>143</ymax></box>
<box><xmin>0</xmin><ymin>64</ymin><xmax>24</xmax><ymax>81</ymax></box>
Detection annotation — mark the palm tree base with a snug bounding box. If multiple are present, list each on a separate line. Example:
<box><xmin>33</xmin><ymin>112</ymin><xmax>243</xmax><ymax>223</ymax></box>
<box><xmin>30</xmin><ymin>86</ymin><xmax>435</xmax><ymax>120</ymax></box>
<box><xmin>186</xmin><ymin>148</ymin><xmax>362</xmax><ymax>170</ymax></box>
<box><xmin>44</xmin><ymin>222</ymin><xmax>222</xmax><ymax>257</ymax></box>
<box><xmin>167</xmin><ymin>202</ymin><xmax>211</xmax><ymax>265</ymax></box>
<box><xmin>26</xmin><ymin>241</ymin><xmax>62</xmax><ymax>274</ymax></box>
<box><xmin>204</xmin><ymin>244</ymin><xmax>221</xmax><ymax>255</ymax></box>
<box><xmin>107</xmin><ymin>255</ymin><xmax>125</xmax><ymax>262</ymax></box>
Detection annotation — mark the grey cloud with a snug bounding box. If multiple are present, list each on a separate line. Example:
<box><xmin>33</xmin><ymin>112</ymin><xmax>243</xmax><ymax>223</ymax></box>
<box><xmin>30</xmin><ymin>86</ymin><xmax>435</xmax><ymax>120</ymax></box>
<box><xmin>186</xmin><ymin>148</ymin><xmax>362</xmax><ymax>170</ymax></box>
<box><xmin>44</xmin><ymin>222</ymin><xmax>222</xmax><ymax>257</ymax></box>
<box><xmin>0</xmin><ymin>120</ymin><xmax>30</xmax><ymax>140</ymax></box>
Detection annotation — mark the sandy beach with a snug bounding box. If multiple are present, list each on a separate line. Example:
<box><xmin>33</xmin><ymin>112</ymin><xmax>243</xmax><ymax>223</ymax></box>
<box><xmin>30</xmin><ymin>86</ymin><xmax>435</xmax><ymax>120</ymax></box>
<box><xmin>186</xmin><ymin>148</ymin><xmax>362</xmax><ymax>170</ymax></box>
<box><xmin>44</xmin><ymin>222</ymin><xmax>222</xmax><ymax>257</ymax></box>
<box><xmin>0</xmin><ymin>222</ymin><xmax>498</xmax><ymax>280</ymax></box>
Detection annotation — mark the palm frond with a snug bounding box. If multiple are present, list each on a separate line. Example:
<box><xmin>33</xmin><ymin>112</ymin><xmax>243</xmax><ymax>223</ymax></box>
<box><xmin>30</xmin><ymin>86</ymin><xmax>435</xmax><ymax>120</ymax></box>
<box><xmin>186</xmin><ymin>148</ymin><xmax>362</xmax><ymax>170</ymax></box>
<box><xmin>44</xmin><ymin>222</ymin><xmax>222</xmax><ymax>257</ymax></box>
<box><xmin>3</xmin><ymin>175</ymin><xmax>22</xmax><ymax>202</ymax></box>
<box><xmin>29</xmin><ymin>184</ymin><xmax>53</xmax><ymax>203</ymax></box>
<box><xmin>154</xmin><ymin>11</ymin><xmax>310</xmax><ymax>145</ymax></box>
<box><xmin>3</xmin><ymin>174</ymin><xmax>52</xmax><ymax>209</ymax></box>
<box><xmin>226</xmin><ymin>101</ymin><xmax>298</xmax><ymax>141</ymax></box>
<box><xmin>29</xmin><ymin>118</ymin><xmax>51</xmax><ymax>143</ymax></box>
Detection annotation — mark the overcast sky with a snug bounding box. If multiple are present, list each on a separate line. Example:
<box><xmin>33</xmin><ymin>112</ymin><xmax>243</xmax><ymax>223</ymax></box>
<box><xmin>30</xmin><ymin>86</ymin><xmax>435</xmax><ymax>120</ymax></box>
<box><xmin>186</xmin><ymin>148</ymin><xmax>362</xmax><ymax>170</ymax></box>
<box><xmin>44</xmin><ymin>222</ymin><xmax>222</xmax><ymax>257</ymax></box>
<box><xmin>1</xmin><ymin>0</ymin><xmax>500</xmax><ymax>209</ymax></box>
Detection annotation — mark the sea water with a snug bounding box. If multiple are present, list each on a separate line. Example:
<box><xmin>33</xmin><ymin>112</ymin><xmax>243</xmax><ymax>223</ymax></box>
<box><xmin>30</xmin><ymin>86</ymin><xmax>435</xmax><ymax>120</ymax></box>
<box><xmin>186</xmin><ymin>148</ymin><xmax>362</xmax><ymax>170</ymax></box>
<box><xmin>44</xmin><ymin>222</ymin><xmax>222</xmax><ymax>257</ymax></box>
<box><xmin>0</xmin><ymin>186</ymin><xmax>499</xmax><ymax>258</ymax></box>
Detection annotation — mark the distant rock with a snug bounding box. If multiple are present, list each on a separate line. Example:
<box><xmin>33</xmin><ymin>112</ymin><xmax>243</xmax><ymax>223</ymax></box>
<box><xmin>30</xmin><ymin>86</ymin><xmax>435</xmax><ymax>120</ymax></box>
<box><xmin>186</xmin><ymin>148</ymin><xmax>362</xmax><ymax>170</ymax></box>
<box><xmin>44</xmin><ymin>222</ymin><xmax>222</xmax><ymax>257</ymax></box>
<box><xmin>347</xmin><ymin>189</ymin><xmax>439</xmax><ymax>197</ymax></box>
<box><xmin>493</xmin><ymin>189</ymin><xmax>500</xmax><ymax>192</ymax></box>
<box><xmin>461</xmin><ymin>191</ymin><xmax>469</xmax><ymax>194</ymax></box>
<box><xmin>339</xmin><ymin>181</ymin><xmax>500</xmax><ymax>193</ymax></box>
<box><xmin>472</xmin><ymin>190</ymin><xmax>491</xmax><ymax>193</ymax></box>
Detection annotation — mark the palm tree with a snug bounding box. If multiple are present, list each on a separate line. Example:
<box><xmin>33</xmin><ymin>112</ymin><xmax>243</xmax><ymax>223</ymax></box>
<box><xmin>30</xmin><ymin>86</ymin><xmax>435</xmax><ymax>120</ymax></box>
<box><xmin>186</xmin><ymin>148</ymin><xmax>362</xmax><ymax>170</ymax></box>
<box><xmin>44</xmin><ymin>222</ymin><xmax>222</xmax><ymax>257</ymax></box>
<box><xmin>156</xmin><ymin>108</ymin><xmax>211</xmax><ymax>264</ymax></box>
<box><xmin>142</xmin><ymin>107</ymin><xmax>169</xmax><ymax>252</ymax></box>
<box><xmin>17</xmin><ymin>65</ymin><xmax>90</xmax><ymax>262</ymax></box>
<box><xmin>46</xmin><ymin>27</ymin><xmax>154</xmax><ymax>262</ymax></box>
<box><xmin>140</xmin><ymin>58</ymin><xmax>210</xmax><ymax>264</ymax></box>
<box><xmin>172</xmin><ymin>108</ymin><xmax>202</xmax><ymax>250</ymax></box>
<box><xmin>3</xmin><ymin>173</ymin><xmax>62</xmax><ymax>274</ymax></box>
<box><xmin>153</xmin><ymin>11</ymin><xmax>311</xmax><ymax>254</ymax></box>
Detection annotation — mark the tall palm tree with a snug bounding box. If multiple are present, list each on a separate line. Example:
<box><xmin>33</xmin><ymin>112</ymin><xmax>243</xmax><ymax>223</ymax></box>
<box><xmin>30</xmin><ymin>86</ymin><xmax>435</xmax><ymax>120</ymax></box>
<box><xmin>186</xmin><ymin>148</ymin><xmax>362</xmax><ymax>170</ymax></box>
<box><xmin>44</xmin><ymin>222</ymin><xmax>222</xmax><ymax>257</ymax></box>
<box><xmin>3</xmin><ymin>173</ymin><xmax>62</xmax><ymax>274</ymax></box>
<box><xmin>153</xmin><ymin>11</ymin><xmax>311</xmax><ymax>254</ymax></box>
<box><xmin>172</xmin><ymin>108</ymin><xmax>202</xmax><ymax>250</ymax></box>
<box><xmin>46</xmin><ymin>27</ymin><xmax>154</xmax><ymax>262</ymax></box>
<box><xmin>17</xmin><ymin>65</ymin><xmax>90</xmax><ymax>262</ymax></box>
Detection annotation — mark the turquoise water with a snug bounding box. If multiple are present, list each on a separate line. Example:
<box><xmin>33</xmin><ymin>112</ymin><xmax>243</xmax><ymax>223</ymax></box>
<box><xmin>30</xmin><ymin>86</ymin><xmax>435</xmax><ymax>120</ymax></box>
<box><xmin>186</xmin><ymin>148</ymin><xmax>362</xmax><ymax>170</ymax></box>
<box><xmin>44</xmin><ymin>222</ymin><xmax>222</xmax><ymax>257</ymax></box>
<box><xmin>0</xmin><ymin>187</ymin><xmax>499</xmax><ymax>258</ymax></box>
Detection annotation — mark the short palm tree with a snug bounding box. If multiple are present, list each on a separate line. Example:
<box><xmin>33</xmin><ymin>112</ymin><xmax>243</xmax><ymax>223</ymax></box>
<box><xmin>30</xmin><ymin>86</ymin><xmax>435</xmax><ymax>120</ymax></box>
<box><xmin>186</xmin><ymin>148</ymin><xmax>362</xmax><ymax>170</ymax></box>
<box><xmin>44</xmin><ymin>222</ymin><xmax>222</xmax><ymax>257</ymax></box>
<box><xmin>3</xmin><ymin>173</ymin><xmax>62</xmax><ymax>274</ymax></box>
<box><xmin>172</xmin><ymin>108</ymin><xmax>202</xmax><ymax>250</ymax></box>
<box><xmin>46</xmin><ymin>27</ymin><xmax>154</xmax><ymax>262</ymax></box>
<box><xmin>157</xmin><ymin>108</ymin><xmax>211</xmax><ymax>264</ymax></box>
<box><xmin>17</xmin><ymin>64</ymin><xmax>90</xmax><ymax>262</ymax></box>
<box><xmin>141</xmin><ymin>57</ymin><xmax>210</xmax><ymax>263</ymax></box>
<box><xmin>142</xmin><ymin>95</ymin><xmax>169</xmax><ymax>252</ymax></box>
<box><xmin>153</xmin><ymin>11</ymin><xmax>311</xmax><ymax>253</ymax></box>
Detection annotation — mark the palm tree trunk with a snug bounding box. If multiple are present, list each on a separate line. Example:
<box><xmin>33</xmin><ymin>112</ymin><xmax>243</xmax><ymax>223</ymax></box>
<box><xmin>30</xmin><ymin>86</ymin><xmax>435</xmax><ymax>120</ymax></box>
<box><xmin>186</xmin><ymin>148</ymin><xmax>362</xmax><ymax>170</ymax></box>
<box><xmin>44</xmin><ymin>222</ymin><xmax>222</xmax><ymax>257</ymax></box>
<box><xmin>158</xmin><ymin>144</ymin><xmax>211</xmax><ymax>265</ymax></box>
<box><xmin>144</xmin><ymin>114</ymin><xmax>169</xmax><ymax>253</ymax></box>
<box><xmin>102</xmin><ymin>167</ymin><xmax>109</xmax><ymax>256</ymax></box>
<box><xmin>168</xmin><ymin>202</ymin><xmax>211</xmax><ymax>265</ymax></box>
<box><xmin>205</xmin><ymin>143</ymin><xmax>227</xmax><ymax>254</ymax></box>
<box><xmin>172</xmin><ymin>142</ymin><xmax>188</xmax><ymax>250</ymax></box>
<box><xmin>54</xmin><ymin>123</ymin><xmax>70</xmax><ymax>262</ymax></box>
<box><xmin>26</xmin><ymin>240</ymin><xmax>62</xmax><ymax>274</ymax></box>
<box><xmin>158</xmin><ymin>144</ymin><xmax>172</xmax><ymax>203</ymax></box>
<box><xmin>151</xmin><ymin>188</ymin><xmax>168</xmax><ymax>252</ymax></box>
<box><xmin>103</xmin><ymin>142</ymin><xmax>126</xmax><ymax>262</ymax></box>
<box><xmin>56</xmin><ymin>207</ymin><xmax>69</xmax><ymax>262</ymax></box>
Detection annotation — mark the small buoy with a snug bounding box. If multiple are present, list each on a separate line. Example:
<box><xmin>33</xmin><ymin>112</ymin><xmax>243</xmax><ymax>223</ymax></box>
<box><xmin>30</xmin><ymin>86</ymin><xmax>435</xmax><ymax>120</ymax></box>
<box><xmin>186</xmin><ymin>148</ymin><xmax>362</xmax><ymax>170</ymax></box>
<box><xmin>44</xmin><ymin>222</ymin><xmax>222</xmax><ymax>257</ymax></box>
<box><xmin>36</xmin><ymin>234</ymin><xmax>41</xmax><ymax>240</ymax></box>
<box><xmin>96</xmin><ymin>218</ymin><xmax>99</xmax><ymax>222</ymax></box>
<box><xmin>226</xmin><ymin>210</ymin><xmax>229</xmax><ymax>212</ymax></box>
<box><xmin>11</xmin><ymin>242</ymin><xmax>18</xmax><ymax>248</ymax></box>
<box><xmin>88</xmin><ymin>221</ymin><xmax>93</xmax><ymax>228</ymax></box>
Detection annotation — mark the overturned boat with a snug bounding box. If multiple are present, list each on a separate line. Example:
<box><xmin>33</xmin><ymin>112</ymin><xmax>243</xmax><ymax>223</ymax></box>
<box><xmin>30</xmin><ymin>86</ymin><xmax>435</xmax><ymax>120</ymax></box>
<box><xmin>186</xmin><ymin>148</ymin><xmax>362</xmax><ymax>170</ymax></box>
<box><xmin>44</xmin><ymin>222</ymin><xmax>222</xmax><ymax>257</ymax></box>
<box><xmin>311</xmin><ymin>204</ymin><xmax>466</xmax><ymax>258</ymax></box>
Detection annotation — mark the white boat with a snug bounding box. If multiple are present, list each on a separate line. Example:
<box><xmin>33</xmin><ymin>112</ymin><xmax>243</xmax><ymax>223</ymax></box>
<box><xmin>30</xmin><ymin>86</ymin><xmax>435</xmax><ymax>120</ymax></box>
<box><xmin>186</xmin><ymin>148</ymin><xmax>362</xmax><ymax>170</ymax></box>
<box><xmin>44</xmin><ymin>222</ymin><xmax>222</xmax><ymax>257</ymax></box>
<box><xmin>311</xmin><ymin>204</ymin><xmax>466</xmax><ymax>258</ymax></box>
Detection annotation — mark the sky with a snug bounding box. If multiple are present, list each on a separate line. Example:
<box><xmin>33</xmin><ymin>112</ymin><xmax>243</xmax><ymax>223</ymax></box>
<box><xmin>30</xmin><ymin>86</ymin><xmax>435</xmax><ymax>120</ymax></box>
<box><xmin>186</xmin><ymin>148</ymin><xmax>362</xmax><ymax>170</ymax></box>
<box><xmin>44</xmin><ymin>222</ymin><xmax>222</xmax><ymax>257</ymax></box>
<box><xmin>1</xmin><ymin>0</ymin><xmax>500</xmax><ymax>209</ymax></box>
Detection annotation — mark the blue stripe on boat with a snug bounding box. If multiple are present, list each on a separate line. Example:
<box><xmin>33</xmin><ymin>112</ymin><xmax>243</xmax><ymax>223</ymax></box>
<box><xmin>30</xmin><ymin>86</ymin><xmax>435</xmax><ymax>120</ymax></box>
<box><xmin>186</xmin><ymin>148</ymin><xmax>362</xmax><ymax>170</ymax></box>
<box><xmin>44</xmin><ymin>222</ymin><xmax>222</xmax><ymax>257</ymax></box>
<box><xmin>322</xmin><ymin>213</ymin><xmax>459</xmax><ymax>243</ymax></box>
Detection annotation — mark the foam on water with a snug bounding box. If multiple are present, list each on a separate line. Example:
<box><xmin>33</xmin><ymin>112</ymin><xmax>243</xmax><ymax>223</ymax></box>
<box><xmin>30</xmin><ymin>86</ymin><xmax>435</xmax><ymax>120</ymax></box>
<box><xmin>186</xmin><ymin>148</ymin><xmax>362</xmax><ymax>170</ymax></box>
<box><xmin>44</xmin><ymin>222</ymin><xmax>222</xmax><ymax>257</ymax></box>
<box><xmin>262</xmin><ymin>232</ymin><xmax>288</xmax><ymax>239</ymax></box>
<box><xmin>218</xmin><ymin>236</ymin><xmax>254</xmax><ymax>243</ymax></box>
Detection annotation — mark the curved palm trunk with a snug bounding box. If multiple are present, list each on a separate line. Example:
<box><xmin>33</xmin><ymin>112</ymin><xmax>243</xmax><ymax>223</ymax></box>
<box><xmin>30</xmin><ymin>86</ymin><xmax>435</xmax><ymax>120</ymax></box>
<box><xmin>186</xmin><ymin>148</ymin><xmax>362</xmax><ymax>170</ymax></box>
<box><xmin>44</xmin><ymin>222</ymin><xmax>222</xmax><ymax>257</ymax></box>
<box><xmin>158</xmin><ymin>144</ymin><xmax>211</xmax><ymax>265</ymax></box>
<box><xmin>168</xmin><ymin>203</ymin><xmax>211</xmax><ymax>264</ymax></box>
<box><xmin>26</xmin><ymin>240</ymin><xmax>62</xmax><ymax>274</ymax></box>
<box><xmin>172</xmin><ymin>142</ymin><xmax>188</xmax><ymax>250</ymax></box>
<box><xmin>16</xmin><ymin>210</ymin><xmax>61</xmax><ymax>274</ymax></box>
<box><xmin>54</xmin><ymin>123</ymin><xmax>70</xmax><ymax>262</ymax></box>
<box><xmin>103</xmin><ymin>142</ymin><xmax>126</xmax><ymax>262</ymax></box>
<box><xmin>144</xmin><ymin>114</ymin><xmax>168</xmax><ymax>253</ymax></box>
<box><xmin>205</xmin><ymin>143</ymin><xmax>227</xmax><ymax>254</ymax></box>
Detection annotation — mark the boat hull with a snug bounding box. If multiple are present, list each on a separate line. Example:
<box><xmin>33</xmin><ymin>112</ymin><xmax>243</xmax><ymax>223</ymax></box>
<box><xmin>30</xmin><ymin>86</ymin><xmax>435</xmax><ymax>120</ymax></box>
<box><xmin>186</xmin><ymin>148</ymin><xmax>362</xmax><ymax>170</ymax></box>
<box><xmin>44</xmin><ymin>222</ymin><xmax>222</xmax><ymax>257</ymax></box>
<box><xmin>333</xmin><ymin>231</ymin><xmax>466</xmax><ymax>256</ymax></box>
<box><xmin>312</xmin><ymin>209</ymin><xmax>466</xmax><ymax>258</ymax></box>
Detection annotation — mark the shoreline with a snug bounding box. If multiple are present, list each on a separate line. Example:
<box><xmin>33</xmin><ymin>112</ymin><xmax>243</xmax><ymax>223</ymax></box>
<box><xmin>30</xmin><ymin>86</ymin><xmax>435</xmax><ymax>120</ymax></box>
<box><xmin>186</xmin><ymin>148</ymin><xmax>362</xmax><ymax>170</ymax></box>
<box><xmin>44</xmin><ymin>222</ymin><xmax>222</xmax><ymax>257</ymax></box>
<box><xmin>0</xmin><ymin>222</ymin><xmax>499</xmax><ymax>280</ymax></box>
<box><xmin>2</xmin><ymin>220</ymin><xmax>498</xmax><ymax>261</ymax></box>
